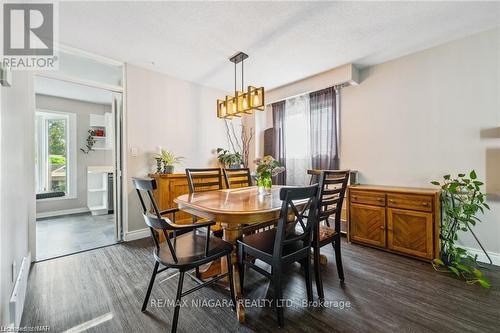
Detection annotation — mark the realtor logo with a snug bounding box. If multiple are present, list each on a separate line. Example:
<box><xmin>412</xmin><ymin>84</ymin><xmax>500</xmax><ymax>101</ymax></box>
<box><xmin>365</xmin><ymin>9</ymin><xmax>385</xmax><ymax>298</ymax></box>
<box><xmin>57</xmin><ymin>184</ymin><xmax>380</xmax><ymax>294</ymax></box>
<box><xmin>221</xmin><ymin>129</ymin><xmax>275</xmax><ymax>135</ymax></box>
<box><xmin>2</xmin><ymin>2</ymin><xmax>58</xmax><ymax>70</ymax></box>
<box><xmin>4</xmin><ymin>3</ymin><xmax>53</xmax><ymax>55</ymax></box>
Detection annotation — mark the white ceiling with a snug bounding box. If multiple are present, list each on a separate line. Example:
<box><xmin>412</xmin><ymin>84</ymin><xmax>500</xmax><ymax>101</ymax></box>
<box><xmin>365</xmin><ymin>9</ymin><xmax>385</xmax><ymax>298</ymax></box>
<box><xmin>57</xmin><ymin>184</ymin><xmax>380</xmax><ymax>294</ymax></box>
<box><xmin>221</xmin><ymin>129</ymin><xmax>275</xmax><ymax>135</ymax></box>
<box><xmin>59</xmin><ymin>1</ymin><xmax>500</xmax><ymax>92</ymax></box>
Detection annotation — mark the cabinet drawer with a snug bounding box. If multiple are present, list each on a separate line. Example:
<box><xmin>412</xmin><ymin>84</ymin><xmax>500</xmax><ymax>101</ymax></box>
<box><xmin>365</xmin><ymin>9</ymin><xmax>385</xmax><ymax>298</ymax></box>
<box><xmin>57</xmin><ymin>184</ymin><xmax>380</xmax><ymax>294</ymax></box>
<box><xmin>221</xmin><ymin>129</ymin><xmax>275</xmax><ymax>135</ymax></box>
<box><xmin>350</xmin><ymin>190</ymin><xmax>385</xmax><ymax>206</ymax></box>
<box><xmin>387</xmin><ymin>193</ymin><xmax>433</xmax><ymax>212</ymax></box>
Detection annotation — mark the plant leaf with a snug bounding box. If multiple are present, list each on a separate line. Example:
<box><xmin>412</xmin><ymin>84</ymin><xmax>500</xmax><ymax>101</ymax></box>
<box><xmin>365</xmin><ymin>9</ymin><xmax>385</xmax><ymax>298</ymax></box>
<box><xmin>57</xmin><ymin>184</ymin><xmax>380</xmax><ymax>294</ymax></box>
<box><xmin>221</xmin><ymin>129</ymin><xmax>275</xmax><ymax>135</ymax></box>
<box><xmin>472</xmin><ymin>268</ymin><xmax>483</xmax><ymax>278</ymax></box>
<box><xmin>449</xmin><ymin>266</ymin><xmax>460</xmax><ymax>277</ymax></box>
<box><xmin>431</xmin><ymin>181</ymin><xmax>440</xmax><ymax>186</ymax></box>
<box><xmin>433</xmin><ymin>258</ymin><xmax>444</xmax><ymax>266</ymax></box>
<box><xmin>478</xmin><ymin>277</ymin><xmax>491</xmax><ymax>288</ymax></box>
<box><xmin>470</xmin><ymin>170</ymin><xmax>477</xmax><ymax>180</ymax></box>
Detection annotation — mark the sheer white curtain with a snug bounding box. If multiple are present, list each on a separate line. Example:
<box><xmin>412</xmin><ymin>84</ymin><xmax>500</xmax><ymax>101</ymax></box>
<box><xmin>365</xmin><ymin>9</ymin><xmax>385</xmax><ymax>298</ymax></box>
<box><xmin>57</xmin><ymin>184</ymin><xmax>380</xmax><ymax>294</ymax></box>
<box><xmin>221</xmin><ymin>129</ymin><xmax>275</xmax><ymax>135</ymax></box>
<box><xmin>284</xmin><ymin>95</ymin><xmax>311</xmax><ymax>185</ymax></box>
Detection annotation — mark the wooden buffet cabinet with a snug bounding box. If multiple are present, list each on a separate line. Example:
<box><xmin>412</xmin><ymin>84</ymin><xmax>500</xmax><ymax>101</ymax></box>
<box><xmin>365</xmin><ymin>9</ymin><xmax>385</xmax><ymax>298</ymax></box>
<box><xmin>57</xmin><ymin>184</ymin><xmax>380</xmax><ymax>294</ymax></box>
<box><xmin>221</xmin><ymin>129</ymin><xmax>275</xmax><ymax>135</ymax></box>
<box><xmin>148</xmin><ymin>173</ymin><xmax>194</xmax><ymax>225</ymax></box>
<box><xmin>347</xmin><ymin>185</ymin><xmax>441</xmax><ymax>261</ymax></box>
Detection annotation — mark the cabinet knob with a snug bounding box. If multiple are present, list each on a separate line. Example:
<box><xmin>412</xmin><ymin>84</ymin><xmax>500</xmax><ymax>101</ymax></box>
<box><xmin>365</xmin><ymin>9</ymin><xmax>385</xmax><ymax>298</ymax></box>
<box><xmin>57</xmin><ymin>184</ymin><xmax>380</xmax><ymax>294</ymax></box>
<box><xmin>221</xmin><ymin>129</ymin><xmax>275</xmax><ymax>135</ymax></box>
<box><xmin>389</xmin><ymin>199</ymin><xmax>395</xmax><ymax>203</ymax></box>
<box><xmin>422</xmin><ymin>202</ymin><xmax>429</xmax><ymax>206</ymax></box>
<box><xmin>380</xmin><ymin>226</ymin><xmax>385</xmax><ymax>230</ymax></box>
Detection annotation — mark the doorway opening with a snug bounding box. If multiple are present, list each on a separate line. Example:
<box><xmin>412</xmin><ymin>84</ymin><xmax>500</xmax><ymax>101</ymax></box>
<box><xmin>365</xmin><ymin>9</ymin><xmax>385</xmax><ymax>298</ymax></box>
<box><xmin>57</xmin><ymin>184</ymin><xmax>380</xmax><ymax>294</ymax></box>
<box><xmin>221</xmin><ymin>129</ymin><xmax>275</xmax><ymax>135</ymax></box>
<box><xmin>34</xmin><ymin>50</ymin><xmax>124</xmax><ymax>261</ymax></box>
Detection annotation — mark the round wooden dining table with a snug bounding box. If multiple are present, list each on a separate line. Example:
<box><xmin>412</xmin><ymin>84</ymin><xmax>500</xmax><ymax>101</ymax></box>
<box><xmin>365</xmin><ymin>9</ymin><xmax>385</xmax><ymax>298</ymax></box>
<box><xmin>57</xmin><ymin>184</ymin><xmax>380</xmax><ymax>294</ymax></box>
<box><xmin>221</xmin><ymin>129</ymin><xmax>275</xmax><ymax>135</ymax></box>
<box><xmin>174</xmin><ymin>185</ymin><xmax>290</xmax><ymax>323</ymax></box>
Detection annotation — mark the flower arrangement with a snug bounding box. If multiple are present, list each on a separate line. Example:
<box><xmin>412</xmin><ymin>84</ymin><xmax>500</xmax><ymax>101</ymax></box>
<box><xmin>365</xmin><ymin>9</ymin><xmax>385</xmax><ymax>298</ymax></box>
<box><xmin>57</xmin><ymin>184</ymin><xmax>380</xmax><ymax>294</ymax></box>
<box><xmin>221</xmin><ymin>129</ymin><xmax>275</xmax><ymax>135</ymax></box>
<box><xmin>154</xmin><ymin>149</ymin><xmax>184</xmax><ymax>174</ymax></box>
<box><xmin>254</xmin><ymin>156</ymin><xmax>285</xmax><ymax>194</ymax></box>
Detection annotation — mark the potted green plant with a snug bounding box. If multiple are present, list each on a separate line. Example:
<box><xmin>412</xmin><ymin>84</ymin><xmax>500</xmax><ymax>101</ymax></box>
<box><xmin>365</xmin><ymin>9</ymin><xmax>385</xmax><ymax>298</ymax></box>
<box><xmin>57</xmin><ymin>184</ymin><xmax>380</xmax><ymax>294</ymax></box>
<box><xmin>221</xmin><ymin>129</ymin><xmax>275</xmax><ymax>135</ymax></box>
<box><xmin>154</xmin><ymin>149</ymin><xmax>184</xmax><ymax>174</ymax></box>
<box><xmin>254</xmin><ymin>156</ymin><xmax>285</xmax><ymax>195</ymax></box>
<box><xmin>216</xmin><ymin>148</ymin><xmax>243</xmax><ymax>169</ymax></box>
<box><xmin>80</xmin><ymin>129</ymin><xmax>97</xmax><ymax>154</ymax></box>
<box><xmin>430</xmin><ymin>171</ymin><xmax>491</xmax><ymax>288</ymax></box>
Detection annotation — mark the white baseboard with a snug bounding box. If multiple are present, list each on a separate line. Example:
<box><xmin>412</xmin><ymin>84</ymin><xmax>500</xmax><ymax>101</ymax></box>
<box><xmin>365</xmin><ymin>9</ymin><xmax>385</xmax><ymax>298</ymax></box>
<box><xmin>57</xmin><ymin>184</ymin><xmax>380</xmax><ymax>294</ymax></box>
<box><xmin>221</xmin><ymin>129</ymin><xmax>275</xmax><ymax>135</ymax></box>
<box><xmin>464</xmin><ymin>246</ymin><xmax>500</xmax><ymax>266</ymax></box>
<box><xmin>124</xmin><ymin>228</ymin><xmax>150</xmax><ymax>241</ymax></box>
<box><xmin>36</xmin><ymin>207</ymin><xmax>89</xmax><ymax>219</ymax></box>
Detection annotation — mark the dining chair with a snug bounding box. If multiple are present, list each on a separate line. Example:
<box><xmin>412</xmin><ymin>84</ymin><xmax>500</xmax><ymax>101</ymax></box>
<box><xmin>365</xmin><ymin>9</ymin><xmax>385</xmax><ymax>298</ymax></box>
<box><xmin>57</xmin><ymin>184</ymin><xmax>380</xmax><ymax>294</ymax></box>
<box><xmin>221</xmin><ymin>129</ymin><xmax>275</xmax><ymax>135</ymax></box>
<box><xmin>237</xmin><ymin>185</ymin><xmax>319</xmax><ymax>328</ymax></box>
<box><xmin>185</xmin><ymin>167</ymin><xmax>224</xmax><ymax>228</ymax></box>
<box><xmin>133</xmin><ymin>177</ymin><xmax>236</xmax><ymax>333</ymax></box>
<box><xmin>307</xmin><ymin>169</ymin><xmax>321</xmax><ymax>185</ymax></box>
<box><xmin>223</xmin><ymin>168</ymin><xmax>252</xmax><ymax>188</ymax></box>
<box><xmin>309</xmin><ymin>170</ymin><xmax>350</xmax><ymax>300</ymax></box>
<box><xmin>185</xmin><ymin>168</ymin><xmax>223</xmax><ymax>193</ymax></box>
<box><xmin>185</xmin><ymin>168</ymin><xmax>225</xmax><ymax>278</ymax></box>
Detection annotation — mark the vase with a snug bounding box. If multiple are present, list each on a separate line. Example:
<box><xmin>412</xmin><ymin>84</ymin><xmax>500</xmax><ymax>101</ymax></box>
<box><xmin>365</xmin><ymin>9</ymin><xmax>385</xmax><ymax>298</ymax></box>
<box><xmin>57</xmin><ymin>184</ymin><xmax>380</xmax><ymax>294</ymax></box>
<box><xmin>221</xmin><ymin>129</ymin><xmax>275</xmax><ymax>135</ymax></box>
<box><xmin>257</xmin><ymin>175</ymin><xmax>272</xmax><ymax>195</ymax></box>
<box><xmin>163</xmin><ymin>165</ymin><xmax>174</xmax><ymax>174</ymax></box>
<box><xmin>229</xmin><ymin>163</ymin><xmax>243</xmax><ymax>169</ymax></box>
<box><xmin>155</xmin><ymin>158</ymin><xmax>163</xmax><ymax>173</ymax></box>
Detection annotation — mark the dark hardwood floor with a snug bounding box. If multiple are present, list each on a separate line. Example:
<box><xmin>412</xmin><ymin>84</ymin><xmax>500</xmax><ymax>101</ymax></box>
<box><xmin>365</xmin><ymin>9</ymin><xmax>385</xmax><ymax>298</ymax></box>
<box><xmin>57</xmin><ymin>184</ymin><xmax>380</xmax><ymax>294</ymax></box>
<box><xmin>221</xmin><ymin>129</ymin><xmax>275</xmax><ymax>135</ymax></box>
<box><xmin>22</xmin><ymin>237</ymin><xmax>500</xmax><ymax>332</ymax></box>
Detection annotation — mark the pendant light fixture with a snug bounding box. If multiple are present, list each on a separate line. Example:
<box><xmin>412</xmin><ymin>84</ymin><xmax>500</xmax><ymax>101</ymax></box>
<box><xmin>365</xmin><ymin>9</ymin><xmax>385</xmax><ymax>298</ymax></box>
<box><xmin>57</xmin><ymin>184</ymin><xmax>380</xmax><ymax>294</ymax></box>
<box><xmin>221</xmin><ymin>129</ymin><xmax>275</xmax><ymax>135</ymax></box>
<box><xmin>217</xmin><ymin>52</ymin><xmax>265</xmax><ymax>119</ymax></box>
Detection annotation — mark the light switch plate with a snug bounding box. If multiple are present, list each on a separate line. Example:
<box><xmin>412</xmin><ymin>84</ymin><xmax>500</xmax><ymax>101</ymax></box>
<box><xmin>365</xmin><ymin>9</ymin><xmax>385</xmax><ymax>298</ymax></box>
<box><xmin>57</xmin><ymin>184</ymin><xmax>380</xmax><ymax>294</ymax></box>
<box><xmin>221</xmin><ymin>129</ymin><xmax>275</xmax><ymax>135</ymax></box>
<box><xmin>130</xmin><ymin>147</ymin><xmax>138</xmax><ymax>157</ymax></box>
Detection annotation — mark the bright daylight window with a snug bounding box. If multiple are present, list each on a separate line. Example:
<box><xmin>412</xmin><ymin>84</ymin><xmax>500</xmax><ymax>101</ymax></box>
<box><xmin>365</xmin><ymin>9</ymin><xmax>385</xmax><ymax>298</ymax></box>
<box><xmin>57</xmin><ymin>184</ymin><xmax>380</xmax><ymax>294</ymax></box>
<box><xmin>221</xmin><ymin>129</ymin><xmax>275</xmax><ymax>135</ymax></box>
<box><xmin>36</xmin><ymin>111</ymin><xmax>76</xmax><ymax>198</ymax></box>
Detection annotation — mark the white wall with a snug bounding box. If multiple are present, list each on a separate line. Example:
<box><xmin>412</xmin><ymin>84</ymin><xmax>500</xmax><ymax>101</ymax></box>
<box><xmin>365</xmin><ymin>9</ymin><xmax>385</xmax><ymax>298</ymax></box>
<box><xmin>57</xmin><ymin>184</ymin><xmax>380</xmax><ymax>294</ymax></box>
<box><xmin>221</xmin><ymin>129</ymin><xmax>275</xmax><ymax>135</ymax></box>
<box><xmin>125</xmin><ymin>65</ymin><xmax>239</xmax><ymax>233</ymax></box>
<box><xmin>35</xmin><ymin>94</ymin><xmax>113</xmax><ymax>214</ymax></box>
<box><xmin>249</xmin><ymin>27</ymin><xmax>500</xmax><ymax>257</ymax></box>
<box><xmin>341</xmin><ymin>27</ymin><xmax>500</xmax><ymax>255</ymax></box>
<box><xmin>0</xmin><ymin>71</ymin><xmax>35</xmax><ymax>326</ymax></box>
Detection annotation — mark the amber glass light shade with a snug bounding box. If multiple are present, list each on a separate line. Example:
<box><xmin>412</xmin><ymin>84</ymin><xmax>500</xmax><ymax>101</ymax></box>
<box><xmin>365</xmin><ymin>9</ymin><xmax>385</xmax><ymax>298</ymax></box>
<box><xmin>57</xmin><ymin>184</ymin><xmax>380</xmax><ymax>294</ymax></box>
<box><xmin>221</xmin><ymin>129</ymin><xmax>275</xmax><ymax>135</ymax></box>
<box><xmin>217</xmin><ymin>87</ymin><xmax>265</xmax><ymax>119</ymax></box>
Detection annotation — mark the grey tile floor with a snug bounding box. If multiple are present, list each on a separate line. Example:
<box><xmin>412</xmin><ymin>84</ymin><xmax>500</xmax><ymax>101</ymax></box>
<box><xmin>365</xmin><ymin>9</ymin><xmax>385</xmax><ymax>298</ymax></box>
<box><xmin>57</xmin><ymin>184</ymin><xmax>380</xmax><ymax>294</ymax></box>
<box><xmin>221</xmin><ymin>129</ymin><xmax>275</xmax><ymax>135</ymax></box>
<box><xmin>36</xmin><ymin>212</ymin><xmax>116</xmax><ymax>261</ymax></box>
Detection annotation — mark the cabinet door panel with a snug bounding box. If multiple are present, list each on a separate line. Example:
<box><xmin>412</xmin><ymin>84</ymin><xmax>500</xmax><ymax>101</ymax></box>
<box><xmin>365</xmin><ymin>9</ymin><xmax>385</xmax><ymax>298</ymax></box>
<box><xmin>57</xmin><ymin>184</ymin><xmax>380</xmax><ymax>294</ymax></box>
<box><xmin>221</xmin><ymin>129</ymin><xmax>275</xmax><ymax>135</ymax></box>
<box><xmin>350</xmin><ymin>203</ymin><xmax>386</xmax><ymax>247</ymax></box>
<box><xmin>387</xmin><ymin>208</ymin><xmax>433</xmax><ymax>259</ymax></box>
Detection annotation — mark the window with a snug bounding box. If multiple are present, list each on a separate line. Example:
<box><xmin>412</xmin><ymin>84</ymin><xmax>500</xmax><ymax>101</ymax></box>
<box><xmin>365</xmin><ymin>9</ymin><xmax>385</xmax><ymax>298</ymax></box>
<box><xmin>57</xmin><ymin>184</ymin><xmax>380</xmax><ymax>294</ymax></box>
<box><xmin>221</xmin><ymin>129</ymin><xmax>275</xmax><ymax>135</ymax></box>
<box><xmin>272</xmin><ymin>87</ymin><xmax>338</xmax><ymax>186</ymax></box>
<box><xmin>36</xmin><ymin>110</ymin><xmax>77</xmax><ymax>198</ymax></box>
<box><xmin>284</xmin><ymin>95</ymin><xmax>311</xmax><ymax>186</ymax></box>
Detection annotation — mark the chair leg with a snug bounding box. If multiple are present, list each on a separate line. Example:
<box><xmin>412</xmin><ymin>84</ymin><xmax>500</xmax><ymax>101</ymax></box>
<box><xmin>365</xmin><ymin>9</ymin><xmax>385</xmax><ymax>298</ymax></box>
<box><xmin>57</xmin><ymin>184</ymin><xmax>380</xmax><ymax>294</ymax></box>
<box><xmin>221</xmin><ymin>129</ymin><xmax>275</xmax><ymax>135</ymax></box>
<box><xmin>304</xmin><ymin>253</ymin><xmax>313</xmax><ymax>302</ymax></box>
<box><xmin>171</xmin><ymin>271</ymin><xmax>184</xmax><ymax>333</ymax></box>
<box><xmin>313</xmin><ymin>246</ymin><xmax>324</xmax><ymax>300</ymax></box>
<box><xmin>334</xmin><ymin>238</ymin><xmax>345</xmax><ymax>282</ymax></box>
<box><xmin>142</xmin><ymin>261</ymin><xmax>159</xmax><ymax>312</ymax></box>
<box><xmin>273</xmin><ymin>268</ymin><xmax>284</xmax><ymax>328</ymax></box>
<box><xmin>238</xmin><ymin>243</ymin><xmax>245</xmax><ymax>292</ymax></box>
<box><xmin>226</xmin><ymin>254</ymin><xmax>237</xmax><ymax>311</ymax></box>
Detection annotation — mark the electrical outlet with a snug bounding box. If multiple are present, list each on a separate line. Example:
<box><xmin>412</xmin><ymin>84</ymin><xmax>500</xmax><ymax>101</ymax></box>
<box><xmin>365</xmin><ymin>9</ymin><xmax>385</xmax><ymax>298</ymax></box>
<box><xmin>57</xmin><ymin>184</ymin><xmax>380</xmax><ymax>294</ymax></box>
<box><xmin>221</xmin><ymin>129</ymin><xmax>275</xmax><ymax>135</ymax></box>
<box><xmin>12</xmin><ymin>261</ymin><xmax>16</xmax><ymax>283</ymax></box>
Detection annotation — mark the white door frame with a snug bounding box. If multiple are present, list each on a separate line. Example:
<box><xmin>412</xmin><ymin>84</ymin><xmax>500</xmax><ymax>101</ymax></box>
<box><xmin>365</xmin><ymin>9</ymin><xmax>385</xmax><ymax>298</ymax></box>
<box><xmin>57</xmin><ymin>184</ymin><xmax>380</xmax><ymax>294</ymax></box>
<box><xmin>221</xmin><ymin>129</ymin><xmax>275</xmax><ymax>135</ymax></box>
<box><xmin>31</xmin><ymin>48</ymin><xmax>127</xmax><ymax>260</ymax></box>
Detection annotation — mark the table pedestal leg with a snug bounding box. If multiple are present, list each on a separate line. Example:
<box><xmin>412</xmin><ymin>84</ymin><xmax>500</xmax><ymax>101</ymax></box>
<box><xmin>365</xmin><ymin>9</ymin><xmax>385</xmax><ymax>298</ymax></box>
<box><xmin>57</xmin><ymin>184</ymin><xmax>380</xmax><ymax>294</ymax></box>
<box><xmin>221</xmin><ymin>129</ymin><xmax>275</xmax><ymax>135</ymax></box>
<box><xmin>196</xmin><ymin>260</ymin><xmax>222</xmax><ymax>280</ymax></box>
<box><xmin>221</xmin><ymin>223</ymin><xmax>245</xmax><ymax>323</ymax></box>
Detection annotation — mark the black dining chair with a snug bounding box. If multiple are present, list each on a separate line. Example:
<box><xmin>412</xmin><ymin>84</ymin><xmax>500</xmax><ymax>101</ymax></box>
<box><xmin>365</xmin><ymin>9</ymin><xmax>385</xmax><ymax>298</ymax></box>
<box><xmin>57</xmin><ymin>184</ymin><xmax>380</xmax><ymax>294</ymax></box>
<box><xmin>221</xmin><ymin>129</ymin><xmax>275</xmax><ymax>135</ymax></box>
<box><xmin>237</xmin><ymin>185</ymin><xmax>319</xmax><ymax>328</ymax></box>
<box><xmin>309</xmin><ymin>170</ymin><xmax>350</xmax><ymax>300</ymax></box>
<box><xmin>185</xmin><ymin>168</ymin><xmax>223</xmax><ymax>193</ymax></box>
<box><xmin>133</xmin><ymin>177</ymin><xmax>236</xmax><ymax>333</ymax></box>
<box><xmin>223</xmin><ymin>168</ymin><xmax>252</xmax><ymax>188</ymax></box>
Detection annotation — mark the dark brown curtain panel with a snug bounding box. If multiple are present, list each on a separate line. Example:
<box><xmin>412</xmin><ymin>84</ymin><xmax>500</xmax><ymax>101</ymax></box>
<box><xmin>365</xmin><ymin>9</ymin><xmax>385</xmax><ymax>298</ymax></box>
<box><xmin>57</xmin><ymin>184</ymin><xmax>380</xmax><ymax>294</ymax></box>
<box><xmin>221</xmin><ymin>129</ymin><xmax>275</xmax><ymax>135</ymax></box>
<box><xmin>309</xmin><ymin>87</ymin><xmax>339</xmax><ymax>170</ymax></box>
<box><xmin>272</xmin><ymin>101</ymin><xmax>286</xmax><ymax>184</ymax></box>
